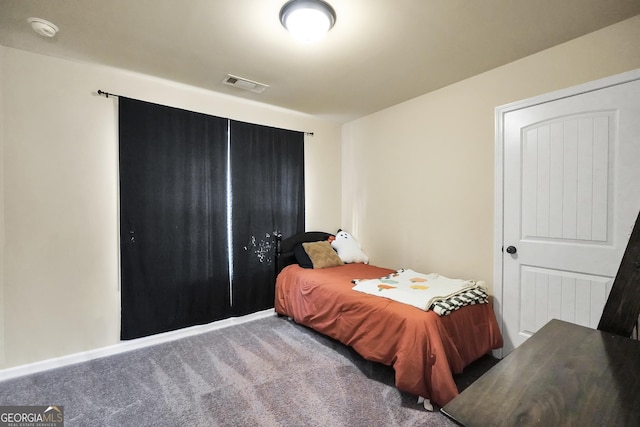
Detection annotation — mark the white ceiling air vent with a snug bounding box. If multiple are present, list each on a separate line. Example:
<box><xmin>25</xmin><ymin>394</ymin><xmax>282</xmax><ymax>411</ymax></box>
<box><xmin>222</xmin><ymin>74</ymin><xmax>269</xmax><ymax>94</ymax></box>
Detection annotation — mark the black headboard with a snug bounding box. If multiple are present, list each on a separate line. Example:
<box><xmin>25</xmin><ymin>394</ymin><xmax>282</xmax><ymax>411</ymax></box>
<box><xmin>275</xmin><ymin>231</ymin><xmax>333</xmax><ymax>276</ymax></box>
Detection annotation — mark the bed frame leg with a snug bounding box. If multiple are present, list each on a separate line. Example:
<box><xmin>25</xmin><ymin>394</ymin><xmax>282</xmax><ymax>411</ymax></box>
<box><xmin>417</xmin><ymin>396</ymin><xmax>433</xmax><ymax>411</ymax></box>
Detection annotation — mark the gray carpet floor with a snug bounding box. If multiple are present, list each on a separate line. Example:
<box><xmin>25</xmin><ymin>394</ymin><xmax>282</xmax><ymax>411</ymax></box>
<box><xmin>0</xmin><ymin>315</ymin><xmax>496</xmax><ymax>426</ymax></box>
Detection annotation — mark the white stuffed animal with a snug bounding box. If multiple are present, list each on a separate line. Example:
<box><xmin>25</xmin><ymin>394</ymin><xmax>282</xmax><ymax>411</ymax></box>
<box><xmin>331</xmin><ymin>230</ymin><xmax>369</xmax><ymax>264</ymax></box>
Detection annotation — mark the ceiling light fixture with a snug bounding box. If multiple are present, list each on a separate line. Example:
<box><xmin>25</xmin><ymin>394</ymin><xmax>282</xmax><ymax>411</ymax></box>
<box><xmin>27</xmin><ymin>17</ymin><xmax>59</xmax><ymax>38</ymax></box>
<box><xmin>279</xmin><ymin>0</ymin><xmax>336</xmax><ymax>43</ymax></box>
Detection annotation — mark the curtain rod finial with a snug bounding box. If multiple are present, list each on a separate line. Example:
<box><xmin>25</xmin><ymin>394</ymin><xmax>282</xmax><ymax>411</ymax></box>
<box><xmin>98</xmin><ymin>89</ymin><xmax>117</xmax><ymax>98</ymax></box>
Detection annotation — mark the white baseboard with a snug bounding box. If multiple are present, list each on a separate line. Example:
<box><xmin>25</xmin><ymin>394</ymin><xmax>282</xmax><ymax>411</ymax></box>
<box><xmin>0</xmin><ymin>309</ymin><xmax>276</xmax><ymax>382</ymax></box>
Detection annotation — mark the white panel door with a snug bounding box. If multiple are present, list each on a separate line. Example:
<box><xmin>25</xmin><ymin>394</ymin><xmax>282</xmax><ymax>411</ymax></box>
<box><xmin>500</xmin><ymin>74</ymin><xmax>640</xmax><ymax>355</ymax></box>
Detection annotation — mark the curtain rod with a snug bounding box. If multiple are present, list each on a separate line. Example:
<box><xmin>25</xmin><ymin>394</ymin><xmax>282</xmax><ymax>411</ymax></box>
<box><xmin>97</xmin><ymin>89</ymin><xmax>118</xmax><ymax>98</ymax></box>
<box><xmin>96</xmin><ymin>89</ymin><xmax>314</xmax><ymax>136</ymax></box>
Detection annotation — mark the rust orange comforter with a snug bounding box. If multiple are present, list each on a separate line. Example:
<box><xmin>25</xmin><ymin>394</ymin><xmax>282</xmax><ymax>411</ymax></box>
<box><xmin>274</xmin><ymin>263</ymin><xmax>503</xmax><ymax>407</ymax></box>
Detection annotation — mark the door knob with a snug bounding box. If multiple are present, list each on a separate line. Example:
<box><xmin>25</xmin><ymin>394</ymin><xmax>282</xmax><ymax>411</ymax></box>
<box><xmin>506</xmin><ymin>246</ymin><xmax>517</xmax><ymax>254</ymax></box>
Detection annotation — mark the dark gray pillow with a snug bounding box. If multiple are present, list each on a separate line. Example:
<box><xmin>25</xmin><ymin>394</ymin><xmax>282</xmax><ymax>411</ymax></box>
<box><xmin>294</xmin><ymin>243</ymin><xmax>313</xmax><ymax>268</ymax></box>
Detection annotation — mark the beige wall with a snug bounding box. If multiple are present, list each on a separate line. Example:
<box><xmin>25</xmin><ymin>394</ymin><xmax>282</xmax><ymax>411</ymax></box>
<box><xmin>0</xmin><ymin>46</ymin><xmax>5</xmax><ymax>366</ymax></box>
<box><xmin>0</xmin><ymin>47</ymin><xmax>342</xmax><ymax>369</ymax></box>
<box><xmin>342</xmin><ymin>16</ymin><xmax>640</xmax><ymax>292</ymax></box>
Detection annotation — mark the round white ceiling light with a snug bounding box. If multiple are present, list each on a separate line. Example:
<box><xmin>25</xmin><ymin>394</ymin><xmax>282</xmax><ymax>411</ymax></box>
<box><xmin>27</xmin><ymin>17</ymin><xmax>59</xmax><ymax>38</ymax></box>
<box><xmin>279</xmin><ymin>0</ymin><xmax>336</xmax><ymax>43</ymax></box>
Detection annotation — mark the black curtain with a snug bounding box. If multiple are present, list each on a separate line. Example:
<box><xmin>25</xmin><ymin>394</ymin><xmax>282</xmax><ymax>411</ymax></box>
<box><xmin>229</xmin><ymin>121</ymin><xmax>305</xmax><ymax>315</ymax></box>
<box><xmin>119</xmin><ymin>98</ymin><xmax>230</xmax><ymax>339</ymax></box>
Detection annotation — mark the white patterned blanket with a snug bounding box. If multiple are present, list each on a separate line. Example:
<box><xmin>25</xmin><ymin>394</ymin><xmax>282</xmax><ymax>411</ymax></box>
<box><xmin>352</xmin><ymin>269</ymin><xmax>488</xmax><ymax>316</ymax></box>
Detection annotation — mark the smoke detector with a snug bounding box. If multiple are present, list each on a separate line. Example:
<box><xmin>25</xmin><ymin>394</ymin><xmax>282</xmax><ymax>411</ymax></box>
<box><xmin>28</xmin><ymin>17</ymin><xmax>59</xmax><ymax>38</ymax></box>
<box><xmin>222</xmin><ymin>74</ymin><xmax>269</xmax><ymax>94</ymax></box>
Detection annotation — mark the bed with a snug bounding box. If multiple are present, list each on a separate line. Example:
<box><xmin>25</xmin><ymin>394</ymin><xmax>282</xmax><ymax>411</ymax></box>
<box><xmin>274</xmin><ymin>231</ymin><xmax>503</xmax><ymax>409</ymax></box>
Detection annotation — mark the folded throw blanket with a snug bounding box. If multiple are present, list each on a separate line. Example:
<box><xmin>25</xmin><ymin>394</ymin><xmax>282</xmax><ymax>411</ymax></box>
<box><xmin>352</xmin><ymin>269</ymin><xmax>488</xmax><ymax>315</ymax></box>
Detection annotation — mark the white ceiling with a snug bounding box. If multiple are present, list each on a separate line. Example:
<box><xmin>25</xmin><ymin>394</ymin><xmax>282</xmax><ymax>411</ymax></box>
<box><xmin>1</xmin><ymin>1</ymin><xmax>639</xmax><ymax>123</ymax></box>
